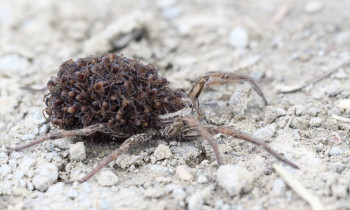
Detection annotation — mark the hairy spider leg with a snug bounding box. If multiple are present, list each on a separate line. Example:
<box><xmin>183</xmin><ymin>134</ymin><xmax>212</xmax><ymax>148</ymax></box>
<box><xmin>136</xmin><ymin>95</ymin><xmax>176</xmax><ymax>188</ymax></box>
<box><xmin>182</xmin><ymin>115</ymin><xmax>223</xmax><ymax>165</ymax></box>
<box><xmin>188</xmin><ymin>71</ymin><xmax>268</xmax><ymax>105</ymax></box>
<box><xmin>205</xmin><ymin>126</ymin><xmax>299</xmax><ymax>169</ymax></box>
<box><xmin>6</xmin><ymin>124</ymin><xmax>106</xmax><ymax>151</ymax></box>
<box><xmin>66</xmin><ymin>130</ymin><xmax>156</xmax><ymax>183</ymax></box>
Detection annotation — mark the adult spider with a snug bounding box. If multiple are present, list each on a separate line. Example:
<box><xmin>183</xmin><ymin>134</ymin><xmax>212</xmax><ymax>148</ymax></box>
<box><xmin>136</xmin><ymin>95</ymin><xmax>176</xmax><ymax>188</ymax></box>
<box><xmin>7</xmin><ymin>53</ymin><xmax>298</xmax><ymax>183</ymax></box>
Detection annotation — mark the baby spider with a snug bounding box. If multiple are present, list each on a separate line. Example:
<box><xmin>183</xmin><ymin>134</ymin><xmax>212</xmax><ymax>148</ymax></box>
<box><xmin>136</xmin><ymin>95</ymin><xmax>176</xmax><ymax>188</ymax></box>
<box><xmin>7</xmin><ymin>53</ymin><xmax>298</xmax><ymax>183</ymax></box>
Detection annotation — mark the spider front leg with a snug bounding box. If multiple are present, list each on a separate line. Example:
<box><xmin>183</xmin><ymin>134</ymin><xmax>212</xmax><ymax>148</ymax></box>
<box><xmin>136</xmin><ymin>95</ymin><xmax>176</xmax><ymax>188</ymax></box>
<box><xmin>205</xmin><ymin>126</ymin><xmax>299</xmax><ymax>169</ymax></box>
<box><xmin>6</xmin><ymin>124</ymin><xmax>107</xmax><ymax>151</ymax></box>
<box><xmin>66</xmin><ymin>130</ymin><xmax>156</xmax><ymax>183</ymax></box>
<box><xmin>188</xmin><ymin>71</ymin><xmax>268</xmax><ymax>105</ymax></box>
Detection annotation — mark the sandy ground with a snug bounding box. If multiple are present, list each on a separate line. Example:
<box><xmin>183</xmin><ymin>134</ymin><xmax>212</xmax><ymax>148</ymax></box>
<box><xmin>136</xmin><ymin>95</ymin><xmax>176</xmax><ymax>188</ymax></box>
<box><xmin>1</xmin><ymin>0</ymin><xmax>350</xmax><ymax>209</ymax></box>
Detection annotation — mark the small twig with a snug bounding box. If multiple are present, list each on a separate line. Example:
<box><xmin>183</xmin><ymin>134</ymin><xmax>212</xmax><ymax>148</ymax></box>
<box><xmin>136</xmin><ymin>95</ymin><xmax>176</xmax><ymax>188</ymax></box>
<box><xmin>267</xmin><ymin>5</ymin><xmax>290</xmax><ymax>30</ymax></box>
<box><xmin>276</xmin><ymin>56</ymin><xmax>350</xmax><ymax>93</ymax></box>
<box><xmin>332</xmin><ymin>114</ymin><xmax>350</xmax><ymax>123</ymax></box>
<box><xmin>273</xmin><ymin>165</ymin><xmax>325</xmax><ymax>210</ymax></box>
<box><xmin>285</xmin><ymin>107</ymin><xmax>296</xmax><ymax>130</ymax></box>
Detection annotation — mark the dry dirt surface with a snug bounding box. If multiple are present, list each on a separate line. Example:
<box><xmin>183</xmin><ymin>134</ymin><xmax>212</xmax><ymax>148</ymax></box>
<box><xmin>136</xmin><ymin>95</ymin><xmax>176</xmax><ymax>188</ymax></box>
<box><xmin>1</xmin><ymin>0</ymin><xmax>350</xmax><ymax>209</ymax></box>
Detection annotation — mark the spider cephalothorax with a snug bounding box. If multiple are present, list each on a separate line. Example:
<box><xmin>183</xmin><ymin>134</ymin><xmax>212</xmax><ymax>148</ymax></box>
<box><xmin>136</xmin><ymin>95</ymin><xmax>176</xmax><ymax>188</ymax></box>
<box><xmin>8</xmin><ymin>53</ymin><xmax>298</xmax><ymax>183</ymax></box>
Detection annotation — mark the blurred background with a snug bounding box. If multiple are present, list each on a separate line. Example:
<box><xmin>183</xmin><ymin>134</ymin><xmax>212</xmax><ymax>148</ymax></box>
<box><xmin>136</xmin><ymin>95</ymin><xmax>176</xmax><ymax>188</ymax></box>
<box><xmin>1</xmin><ymin>0</ymin><xmax>350</xmax><ymax>209</ymax></box>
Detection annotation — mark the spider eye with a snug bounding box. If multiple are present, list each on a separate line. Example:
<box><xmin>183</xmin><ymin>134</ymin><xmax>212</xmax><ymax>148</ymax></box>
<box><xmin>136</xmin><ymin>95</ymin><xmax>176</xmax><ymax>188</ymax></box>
<box><xmin>189</xmin><ymin>104</ymin><xmax>192</xmax><ymax>108</ymax></box>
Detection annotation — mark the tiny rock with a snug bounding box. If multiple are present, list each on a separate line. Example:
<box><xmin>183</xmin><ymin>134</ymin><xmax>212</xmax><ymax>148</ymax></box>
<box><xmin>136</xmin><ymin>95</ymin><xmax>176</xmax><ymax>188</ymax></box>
<box><xmin>32</xmin><ymin>163</ymin><xmax>58</xmax><ymax>192</ymax></box>
<box><xmin>153</xmin><ymin>144</ymin><xmax>172</xmax><ymax>161</ymax></box>
<box><xmin>188</xmin><ymin>191</ymin><xmax>203</xmax><ymax>210</ymax></box>
<box><xmin>19</xmin><ymin>158</ymin><xmax>36</xmax><ymax>175</ymax></box>
<box><xmin>96</xmin><ymin>169</ymin><xmax>119</xmax><ymax>186</ymax></box>
<box><xmin>337</xmin><ymin>99</ymin><xmax>350</xmax><ymax>112</ymax></box>
<box><xmin>33</xmin><ymin>111</ymin><xmax>48</xmax><ymax>125</ymax></box>
<box><xmin>229</xmin><ymin>27</ymin><xmax>249</xmax><ymax>48</ymax></box>
<box><xmin>216</xmin><ymin>165</ymin><xmax>253</xmax><ymax>197</ymax></box>
<box><xmin>69</xmin><ymin>142</ymin><xmax>86</xmax><ymax>161</ymax></box>
<box><xmin>309</xmin><ymin>117</ymin><xmax>323</xmax><ymax>127</ymax></box>
<box><xmin>305</xmin><ymin>1</ymin><xmax>323</xmax><ymax>14</ymax></box>
<box><xmin>253</xmin><ymin>124</ymin><xmax>276</xmax><ymax>140</ymax></box>
<box><xmin>176</xmin><ymin>165</ymin><xmax>193</xmax><ymax>181</ymax></box>
<box><xmin>0</xmin><ymin>152</ymin><xmax>8</xmax><ymax>165</ymax></box>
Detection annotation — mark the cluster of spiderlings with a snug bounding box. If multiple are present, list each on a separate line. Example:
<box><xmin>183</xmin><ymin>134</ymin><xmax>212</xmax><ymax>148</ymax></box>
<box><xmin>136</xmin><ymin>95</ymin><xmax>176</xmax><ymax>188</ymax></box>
<box><xmin>44</xmin><ymin>53</ymin><xmax>186</xmax><ymax>135</ymax></box>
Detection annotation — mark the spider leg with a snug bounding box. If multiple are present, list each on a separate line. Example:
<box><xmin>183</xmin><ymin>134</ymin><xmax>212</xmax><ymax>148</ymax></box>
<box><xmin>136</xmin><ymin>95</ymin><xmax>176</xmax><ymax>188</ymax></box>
<box><xmin>205</xmin><ymin>126</ymin><xmax>299</xmax><ymax>169</ymax></box>
<box><xmin>66</xmin><ymin>130</ymin><xmax>156</xmax><ymax>184</ymax></box>
<box><xmin>182</xmin><ymin>115</ymin><xmax>223</xmax><ymax>165</ymax></box>
<box><xmin>188</xmin><ymin>71</ymin><xmax>268</xmax><ymax>105</ymax></box>
<box><xmin>6</xmin><ymin>124</ymin><xmax>106</xmax><ymax>151</ymax></box>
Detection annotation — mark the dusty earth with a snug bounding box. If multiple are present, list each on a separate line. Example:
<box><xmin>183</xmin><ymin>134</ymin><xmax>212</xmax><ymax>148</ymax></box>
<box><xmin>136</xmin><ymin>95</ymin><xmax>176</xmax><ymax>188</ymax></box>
<box><xmin>1</xmin><ymin>0</ymin><xmax>350</xmax><ymax>209</ymax></box>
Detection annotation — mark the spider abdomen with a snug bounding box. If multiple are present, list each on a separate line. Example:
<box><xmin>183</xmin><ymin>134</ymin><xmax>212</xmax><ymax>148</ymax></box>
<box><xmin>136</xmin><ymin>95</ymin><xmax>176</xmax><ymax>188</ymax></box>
<box><xmin>45</xmin><ymin>53</ymin><xmax>185</xmax><ymax>134</ymax></box>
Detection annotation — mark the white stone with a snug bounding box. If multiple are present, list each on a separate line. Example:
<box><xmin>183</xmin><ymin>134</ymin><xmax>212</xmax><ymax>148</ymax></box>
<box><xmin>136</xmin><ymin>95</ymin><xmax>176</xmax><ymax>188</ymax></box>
<box><xmin>305</xmin><ymin>1</ymin><xmax>323</xmax><ymax>14</ymax></box>
<box><xmin>69</xmin><ymin>142</ymin><xmax>86</xmax><ymax>161</ymax></box>
<box><xmin>309</xmin><ymin>117</ymin><xmax>322</xmax><ymax>127</ymax></box>
<box><xmin>32</xmin><ymin>163</ymin><xmax>58</xmax><ymax>192</ymax></box>
<box><xmin>176</xmin><ymin>165</ymin><xmax>193</xmax><ymax>181</ymax></box>
<box><xmin>217</xmin><ymin>165</ymin><xmax>254</xmax><ymax>197</ymax></box>
<box><xmin>153</xmin><ymin>144</ymin><xmax>172</xmax><ymax>161</ymax></box>
<box><xmin>229</xmin><ymin>27</ymin><xmax>249</xmax><ymax>48</ymax></box>
<box><xmin>253</xmin><ymin>124</ymin><xmax>276</xmax><ymax>140</ymax></box>
<box><xmin>0</xmin><ymin>152</ymin><xmax>8</xmax><ymax>165</ymax></box>
<box><xmin>96</xmin><ymin>169</ymin><xmax>119</xmax><ymax>186</ymax></box>
<box><xmin>19</xmin><ymin>158</ymin><xmax>36</xmax><ymax>175</ymax></box>
<box><xmin>188</xmin><ymin>191</ymin><xmax>203</xmax><ymax>210</ymax></box>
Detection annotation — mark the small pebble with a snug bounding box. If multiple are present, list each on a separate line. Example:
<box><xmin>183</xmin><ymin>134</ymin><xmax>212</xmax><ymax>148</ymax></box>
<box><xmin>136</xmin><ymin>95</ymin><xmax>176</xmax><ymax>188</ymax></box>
<box><xmin>69</xmin><ymin>142</ymin><xmax>86</xmax><ymax>161</ymax></box>
<box><xmin>39</xmin><ymin>124</ymin><xmax>49</xmax><ymax>135</ymax></box>
<box><xmin>0</xmin><ymin>164</ymin><xmax>12</xmax><ymax>178</ymax></box>
<box><xmin>272</xmin><ymin>179</ymin><xmax>286</xmax><ymax>195</ymax></box>
<box><xmin>307</xmin><ymin>107</ymin><xmax>319</xmax><ymax>117</ymax></box>
<box><xmin>253</xmin><ymin>124</ymin><xmax>276</xmax><ymax>140</ymax></box>
<box><xmin>294</xmin><ymin>105</ymin><xmax>305</xmax><ymax>116</ymax></box>
<box><xmin>327</xmin><ymin>107</ymin><xmax>341</xmax><ymax>117</ymax></box>
<box><xmin>298</xmin><ymin>51</ymin><xmax>312</xmax><ymax>62</ymax></box>
<box><xmin>335</xmin><ymin>163</ymin><xmax>345</xmax><ymax>174</ymax></box>
<box><xmin>197</xmin><ymin>175</ymin><xmax>208</xmax><ymax>184</ymax></box>
<box><xmin>337</xmin><ymin>99</ymin><xmax>350</xmax><ymax>112</ymax></box>
<box><xmin>291</xmin><ymin>117</ymin><xmax>309</xmax><ymax>130</ymax></box>
<box><xmin>144</xmin><ymin>187</ymin><xmax>164</xmax><ymax>198</ymax></box>
<box><xmin>153</xmin><ymin>144</ymin><xmax>172</xmax><ymax>161</ymax></box>
<box><xmin>216</xmin><ymin>165</ymin><xmax>253</xmax><ymax>197</ymax></box>
<box><xmin>0</xmin><ymin>152</ymin><xmax>9</xmax><ymax>165</ymax></box>
<box><xmin>33</xmin><ymin>111</ymin><xmax>48</xmax><ymax>125</ymax></box>
<box><xmin>66</xmin><ymin>188</ymin><xmax>79</xmax><ymax>199</ymax></box>
<box><xmin>176</xmin><ymin>165</ymin><xmax>193</xmax><ymax>181</ymax></box>
<box><xmin>314</xmin><ymin>144</ymin><xmax>324</xmax><ymax>153</ymax></box>
<box><xmin>305</xmin><ymin>1</ymin><xmax>323</xmax><ymax>14</ymax></box>
<box><xmin>47</xmin><ymin>182</ymin><xmax>65</xmax><ymax>194</ymax></box>
<box><xmin>264</xmin><ymin>106</ymin><xmax>279</xmax><ymax>123</ymax></box>
<box><xmin>326</xmin><ymin>81</ymin><xmax>343</xmax><ymax>96</ymax></box>
<box><xmin>32</xmin><ymin>163</ymin><xmax>58</xmax><ymax>192</ymax></box>
<box><xmin>96</xmin><ymin>169</ymin><xmax>119</xmax><ymax>186</ymax></box>
<box><xmin>229</xmin><ymin>27</ymin><xmax>249</xmax><ymax>48</ymax></box>
<box><xmin>309</xmin><ymin>117</ymin><xmax>323</xmax><ymax>127</ymax></box>
<box><xmin>329</xmin><ymin>146</ymin><xmax>347</xmax><ymax>156</ymax></box>
<box><xmin>19</xmin><ymin>158</ymin><xmax>36</xmax><ymax>175</ymax></box>
<box><xmin>188</xmin><ymin>191</ymin><xmax>203</xmax><ymax>210</ymax></box>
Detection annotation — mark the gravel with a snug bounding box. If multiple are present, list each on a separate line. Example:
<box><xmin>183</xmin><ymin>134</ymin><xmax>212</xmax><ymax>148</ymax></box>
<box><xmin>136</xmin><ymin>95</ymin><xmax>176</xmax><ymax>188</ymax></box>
<box><xmin>32</xmin><ymin>163</ymin><xmax>58</xmax><ymax>192</ymax></box>
<box><xmin>96</xmin><ymin>169</ymin><xmax>119</xmax><ymax>187</ymax></box>
<box><xmin>152</xmin><ymin>144</ymin><xmax>172</xmax><ymax>162</ymax></box>
<box><xmin>176</xmin><ymin>165</ymin><xmax>193</xmax><ymax>181</ymax></box>
<box><xmin>216</xmin><ymin>165</ymin><xmax>254</xmax><ymax>197</ymax></box>
<box><xmin>69</xmin><ymin>142</ymin><xmax>86</xmax><ymax>161</ymax></box>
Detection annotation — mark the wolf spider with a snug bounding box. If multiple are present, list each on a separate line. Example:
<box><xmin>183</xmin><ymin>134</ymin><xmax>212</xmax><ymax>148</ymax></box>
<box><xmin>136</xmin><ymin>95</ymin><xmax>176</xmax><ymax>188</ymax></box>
<box><xmin>7</xmin><ymin>71</ymin><xmax>298</xmax><ymax>183</ymax></box>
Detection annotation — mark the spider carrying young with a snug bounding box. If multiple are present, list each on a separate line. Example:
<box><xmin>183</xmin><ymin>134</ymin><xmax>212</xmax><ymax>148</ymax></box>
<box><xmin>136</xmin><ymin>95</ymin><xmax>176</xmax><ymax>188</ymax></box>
<box><xmin>7</xmin><ymin>53</ymin><xmax>298</xmax><ymax>183</ymax></box>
